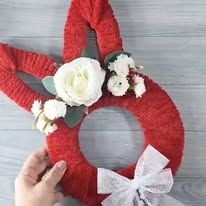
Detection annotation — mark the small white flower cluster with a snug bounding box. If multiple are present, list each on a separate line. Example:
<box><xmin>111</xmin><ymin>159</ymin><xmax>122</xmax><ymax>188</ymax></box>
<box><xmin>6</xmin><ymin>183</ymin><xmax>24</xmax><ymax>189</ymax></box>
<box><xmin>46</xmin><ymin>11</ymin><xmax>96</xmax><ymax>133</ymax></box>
<box><xmin>31</xmin><ymin>99</ymin><xmax>67</xmax><ymax>135</ymax></box>
<box><xmin>107</xmin><ymin>75</ymin><xmax>129</xmax><ymax>97</ymax></box>
<box><xmin>31</xmin><ymin>55</ymin><xmax>145</xmax><ymax>134</ymax></box>
<box><xmin>107</xmin><ymin>54</ymin><xmax>146</xmax><ymax>97</ymax></box>
<box><xmin>108</xmin><ymin>54</ymin><xmax>135</xmax><ymax>76</ymax></box>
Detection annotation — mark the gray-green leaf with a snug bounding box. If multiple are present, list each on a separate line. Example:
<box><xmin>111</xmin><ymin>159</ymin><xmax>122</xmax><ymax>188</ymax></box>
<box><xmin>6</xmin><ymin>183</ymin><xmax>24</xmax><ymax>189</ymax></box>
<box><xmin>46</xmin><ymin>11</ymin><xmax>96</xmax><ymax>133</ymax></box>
<box><xmin>104</xmin><ymin>51</ymin><xmax>131</xmax><ymax>65</ymax></box>
<box><xmin>42</xmin><ymin>76</ymin><xmax>57</xmax><ymax>95</ymax></box>
<box><xmin>64</xmin><ymin>105</ymin><xmax>86</xmax><ymax>128</ymax></box>
<box><xmin>81</xmin><ymin>46</ymin><xmax>99</xmax><ymax>60</ymax></box>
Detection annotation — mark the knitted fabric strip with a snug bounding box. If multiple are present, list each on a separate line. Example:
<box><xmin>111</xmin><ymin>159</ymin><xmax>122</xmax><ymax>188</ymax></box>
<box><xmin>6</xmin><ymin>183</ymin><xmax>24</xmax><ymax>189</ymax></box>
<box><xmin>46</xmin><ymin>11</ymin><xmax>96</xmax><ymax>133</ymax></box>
<box><xmin>64</xmin><ymin>0</ymin><xmax>123</xmax><ymax>62</ymax></box>
<box><xmin>0</xmin><ymin>43</ymin><xmax>57</xmax><ymax>111</ymax></box>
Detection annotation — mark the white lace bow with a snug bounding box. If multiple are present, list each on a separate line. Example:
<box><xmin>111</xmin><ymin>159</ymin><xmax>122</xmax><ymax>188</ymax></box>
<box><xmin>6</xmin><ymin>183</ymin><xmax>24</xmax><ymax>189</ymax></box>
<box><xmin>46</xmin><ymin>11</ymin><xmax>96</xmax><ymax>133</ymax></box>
<box><xmin>98</xmin><ymin>145</ymin><xmax>185</xmax><ymax>206</ymax></box>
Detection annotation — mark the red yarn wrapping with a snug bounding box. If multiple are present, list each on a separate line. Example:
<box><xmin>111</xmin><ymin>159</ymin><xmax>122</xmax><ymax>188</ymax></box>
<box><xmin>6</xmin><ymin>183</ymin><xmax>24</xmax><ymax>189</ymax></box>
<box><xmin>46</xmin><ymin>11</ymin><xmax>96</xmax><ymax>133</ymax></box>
<box><xmin>0</xmin><ymin>44</ymin><xmax>57</xmax><ymax>111</ymax></box>
<box><xmin>0</xmin><ymin>0</ymin><xmax>184</xmax><ymax>205</ymax></box>
<box><xmin>64</xmin><ymin>0</ymin><xmax>123</xmax><ymax>62</ymax></box>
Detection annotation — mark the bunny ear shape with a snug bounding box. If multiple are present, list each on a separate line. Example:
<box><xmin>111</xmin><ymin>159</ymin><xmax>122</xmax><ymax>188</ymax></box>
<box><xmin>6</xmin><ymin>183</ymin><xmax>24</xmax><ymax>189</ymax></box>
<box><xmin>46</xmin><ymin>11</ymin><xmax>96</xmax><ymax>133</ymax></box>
<box><xmin>0</xmin><ymin>44</ymin><xmax>17</xmax><ymax>72</ymax></box>
<box><xmin>0</xmin><ymin>43</ymin><xmax>58</xmax><ymax>112</ymax></box>
<box><xmin>64</xmin><ymin>0</ymin><xmax>123</xmax><ymax>62</ymax></box>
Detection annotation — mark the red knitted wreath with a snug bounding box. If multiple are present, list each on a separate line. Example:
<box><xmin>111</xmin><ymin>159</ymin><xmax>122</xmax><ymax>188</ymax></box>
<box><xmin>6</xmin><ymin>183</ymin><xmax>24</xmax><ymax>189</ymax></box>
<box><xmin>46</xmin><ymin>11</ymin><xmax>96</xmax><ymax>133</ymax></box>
<box><xmin>0</xmin><ymin>0</ymin><xmax>184</xmax><ymax>205</ymax></box>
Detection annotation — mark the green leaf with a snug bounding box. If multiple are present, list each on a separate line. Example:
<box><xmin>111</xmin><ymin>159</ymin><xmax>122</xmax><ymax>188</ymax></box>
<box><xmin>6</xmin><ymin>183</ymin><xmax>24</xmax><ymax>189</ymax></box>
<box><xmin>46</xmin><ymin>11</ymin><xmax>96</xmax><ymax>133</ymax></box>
<box><xmin>64</xmin><ymin>105</ymin><xmax>86</xmax><ymax>128</ymax></box>
<box><xmin>42</xmin><ymin>76</ymin><xmax>57</xmax><ymax>95</ymax></box>
<box><xmin>104</xmin><ymin>51</ymin><xmax>131</xmax><ymax>65</ymax></box>
<box><xmin>81</xmin><ymin>46</ymin><xmax>99</xmax><ymax>59</ymax></box>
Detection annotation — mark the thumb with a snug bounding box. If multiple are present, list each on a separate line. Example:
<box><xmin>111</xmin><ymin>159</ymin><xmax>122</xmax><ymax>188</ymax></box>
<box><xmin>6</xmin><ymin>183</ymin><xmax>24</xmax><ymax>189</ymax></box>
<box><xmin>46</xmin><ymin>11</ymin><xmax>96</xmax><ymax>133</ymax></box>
<box><xmin>41</xmin><ymin>160</ymin><xmax>67</xmax><ymax>190</ymax></box>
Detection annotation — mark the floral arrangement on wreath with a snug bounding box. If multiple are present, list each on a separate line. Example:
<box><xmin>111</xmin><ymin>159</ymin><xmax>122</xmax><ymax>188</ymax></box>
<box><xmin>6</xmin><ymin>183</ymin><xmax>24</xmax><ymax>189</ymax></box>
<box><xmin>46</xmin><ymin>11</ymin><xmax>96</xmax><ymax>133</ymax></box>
<box><xmin>31</xmin><ymin>50</ymin><xmax>146</xmax><ymax>134</ymax></box>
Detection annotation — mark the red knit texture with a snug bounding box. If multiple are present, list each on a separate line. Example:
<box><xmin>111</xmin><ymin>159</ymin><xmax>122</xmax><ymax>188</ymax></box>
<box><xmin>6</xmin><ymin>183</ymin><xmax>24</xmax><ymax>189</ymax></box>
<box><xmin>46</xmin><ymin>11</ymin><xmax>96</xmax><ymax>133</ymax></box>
<box><xmin>64</xmin><ymin>0</ymin><xmax>123</xmax><ymax>62</ymax></box>
<box><xmin>0</xmin><ymin>0</ymin><xmax>184</xmax><ymax>205</ymax></box>
<box><xmin>0</xmin><ymin>44</ymin><xmax>57</xmax><ymax>111</ymax></box>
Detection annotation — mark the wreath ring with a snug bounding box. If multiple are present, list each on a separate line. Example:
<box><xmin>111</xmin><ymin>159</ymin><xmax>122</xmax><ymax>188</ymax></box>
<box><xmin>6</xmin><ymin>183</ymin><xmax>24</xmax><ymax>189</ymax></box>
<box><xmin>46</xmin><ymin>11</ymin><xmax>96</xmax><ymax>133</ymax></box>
<box><xmin>0</xmin><ymin>0</ymin><xmax>184</xmax><ymax>205</ymax></box>
<box><xmin>48</xmin><ymin>0</ymin><xmax>184</xmax><ymax>205</ymax></box>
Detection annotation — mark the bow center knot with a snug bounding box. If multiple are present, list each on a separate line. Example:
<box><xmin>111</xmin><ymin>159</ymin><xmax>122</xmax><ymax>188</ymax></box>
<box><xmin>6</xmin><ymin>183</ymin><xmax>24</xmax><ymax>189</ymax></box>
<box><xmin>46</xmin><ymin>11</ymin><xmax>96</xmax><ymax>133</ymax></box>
<box><xmin>130</xmin><ymin>178</ymin><xmax>145</xmax><ymax>191</ymax></box>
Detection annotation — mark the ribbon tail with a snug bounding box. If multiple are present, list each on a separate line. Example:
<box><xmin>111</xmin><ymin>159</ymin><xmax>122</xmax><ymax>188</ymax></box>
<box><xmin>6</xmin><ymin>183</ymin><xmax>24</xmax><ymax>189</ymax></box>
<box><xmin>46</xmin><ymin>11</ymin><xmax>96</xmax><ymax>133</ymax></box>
<box><xmin>159</xmin><ymin>194</ymin><xmax>185</xmax><ymax>206</ymax></box>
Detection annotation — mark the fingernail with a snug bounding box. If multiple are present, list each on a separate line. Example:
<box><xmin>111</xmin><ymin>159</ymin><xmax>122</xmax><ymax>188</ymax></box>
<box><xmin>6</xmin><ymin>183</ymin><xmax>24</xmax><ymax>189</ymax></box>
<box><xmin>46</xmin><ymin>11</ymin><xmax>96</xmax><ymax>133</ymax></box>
<box><xmin>56</xmin><ymin>161</ymin><xmax>67</xmax><ymax>171</ymax></box>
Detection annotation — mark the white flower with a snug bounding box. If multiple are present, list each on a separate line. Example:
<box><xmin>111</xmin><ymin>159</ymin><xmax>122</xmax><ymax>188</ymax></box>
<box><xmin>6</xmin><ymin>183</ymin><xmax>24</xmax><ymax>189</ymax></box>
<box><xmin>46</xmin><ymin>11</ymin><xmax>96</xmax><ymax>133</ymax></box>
<box><xmin>54</xmin><ymin>58</ymin><xmax>106</xmax><ymax>106</ymax></box>
<box><xmin>44</xmin><ymin>99</ymin><xmax>67</xmax><ymax>120</ymax></box>
<box><xmin>44</xmin><ymin>123</ymin><xmax>57</xmax><ymax>135</ymax></box>
<box><xmin>31</xmin><ymin>100</ymin><xmax>61</xmax><ymax>134</ymax></box>
<box><xmin>133</xmin><ymin>75</ymin><xmax>146</xmax><ymax>98</ymax></box>
<box><xmin>35</xmin><ymin>112</ymin><xmax>57</xmax><ymax>135</ymax></box>
<box><xmin>31</xmin><ymin>100</ymin><xmax>42</xmax><ymax>117</ymax></box>
<box><xmin>108</xmin><ymin>54</ymin><xmax>135</xmax><ymax>77</ymax></box>
<box><xmin>107</xmin><ymin>75</ymin><xmax>129</xmax><ymax>96</ymax></box>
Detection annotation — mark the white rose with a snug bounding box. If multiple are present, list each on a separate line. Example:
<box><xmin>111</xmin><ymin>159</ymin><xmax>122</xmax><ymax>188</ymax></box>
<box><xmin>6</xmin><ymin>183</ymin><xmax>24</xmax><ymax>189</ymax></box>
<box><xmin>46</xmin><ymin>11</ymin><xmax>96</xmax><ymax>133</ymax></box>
<box><xmin>133</xmin><ymin>75</ymin><xmax>146</xmax><ymax>98</ymax></box>
<box><xmin>54</xmin><ymin>58</ymin><xmax>106</xmax><ymax>106</ymax></box>
<box><xmin>107</xmin><ymin>75</ymin><xmax>129</xmax><ymax>96</ymax></box>
<box><xmin>35</xmin><ymin>112</ymin><xmax>57</xmax><ymax>135</ymax></box>
<box><xmin>31</xmin><ymin>100</ymin><xmax>42</xmax><ymax>118</ymax></box>
<box><xmin>108</xmin><ymin>54</ymin><xmax>135</xmax><ymax>77</ymax></box>
<box><xmin>44</xmin><ymin>99</ymin><xmax>67</xmax><ymax>120</ymax></box>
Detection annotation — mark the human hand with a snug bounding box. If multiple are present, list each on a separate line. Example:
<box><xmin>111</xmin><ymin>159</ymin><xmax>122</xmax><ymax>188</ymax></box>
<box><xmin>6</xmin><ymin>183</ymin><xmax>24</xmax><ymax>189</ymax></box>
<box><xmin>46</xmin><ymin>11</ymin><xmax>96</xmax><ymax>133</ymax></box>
<box><xmin>15</xmin><ymin>148</ymin><xmax>67</xmax><ymax>206</ymax></box>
